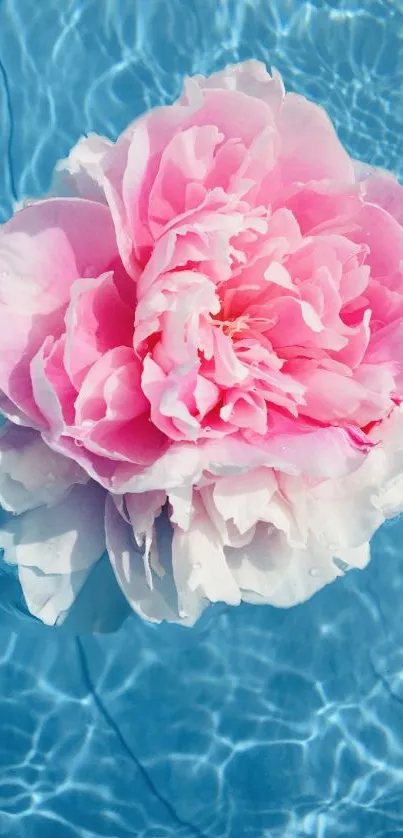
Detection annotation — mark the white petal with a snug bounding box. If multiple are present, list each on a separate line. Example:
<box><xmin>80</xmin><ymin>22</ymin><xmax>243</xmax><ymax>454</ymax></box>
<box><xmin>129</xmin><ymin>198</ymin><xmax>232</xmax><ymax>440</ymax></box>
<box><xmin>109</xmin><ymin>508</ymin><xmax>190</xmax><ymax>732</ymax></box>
<box><xmin>225</xmin><ymin>525</ymin><xmax>350</xmax><ymax>608</ymax></box>
<box><xmin>105</xmin><ymin>495</ymin><xmax>181</xmax><ymax>623</ymax></box>
<box><xmin>0</xmin><ymin>425</ymin><xmax>87</xmax><ymax>514</ymax></box>
<box><xmin>213</xmin><ymin>468</ymin><xmax>277</xmax><ymax>534</ymax></box>
<box><xmin>168</xmin><ymin>485</ymin><xmax>193</xmax><ymax>530</ymax></box>
<box><xmin>125</xmin><ymin>490</ymin><xmax>166</xmax><ymax>588</ymax></box>
<box><xmin>172</xmin><ymin>501</ymin><xmax>241</xmax><ymax>620</ymax></box>
<box><xmin>125</xmin><ymin>490</ymin><xmax>166</xmax><ymax>545</ymax></box>
<box><xmin>18</xmin><ymin>565</ymin><xmax>92</xmax><ymax>626</ymax></box>
<box><xmin>0</xmin><ymin>482</ymin><xmax>106</xmax><ymax>574</ymax></box>
<box><xmin>49</xmin><ymin>134</ymin><xmax>112</xmax><ymax>203</ymax></box>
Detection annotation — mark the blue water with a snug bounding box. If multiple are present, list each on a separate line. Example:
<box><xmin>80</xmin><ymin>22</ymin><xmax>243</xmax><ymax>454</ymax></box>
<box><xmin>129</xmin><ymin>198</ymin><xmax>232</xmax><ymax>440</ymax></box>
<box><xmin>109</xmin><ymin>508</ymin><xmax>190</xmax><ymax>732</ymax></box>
<box><xmin>1</xmin><ymin>0</ymin><xmax>403</xmax><ymax>835</ymax></box>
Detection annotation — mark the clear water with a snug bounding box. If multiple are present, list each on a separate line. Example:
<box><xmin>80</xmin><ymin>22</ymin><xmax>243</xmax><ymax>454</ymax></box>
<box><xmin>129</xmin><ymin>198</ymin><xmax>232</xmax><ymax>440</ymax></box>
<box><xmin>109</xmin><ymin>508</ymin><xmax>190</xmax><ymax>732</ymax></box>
<box><xmin>1</xmin><ymin>0</ymin><xmax>403</xmax><ymax>835</ymax></box>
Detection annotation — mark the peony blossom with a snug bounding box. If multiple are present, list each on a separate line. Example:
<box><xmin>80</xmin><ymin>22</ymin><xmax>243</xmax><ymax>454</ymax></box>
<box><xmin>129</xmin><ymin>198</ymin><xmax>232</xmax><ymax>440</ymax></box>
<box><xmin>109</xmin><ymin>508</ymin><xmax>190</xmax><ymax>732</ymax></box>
<box><xmin>1</xmin><ymin>60</ymin><xmax>403</xmax><ymax>628</ymax></box>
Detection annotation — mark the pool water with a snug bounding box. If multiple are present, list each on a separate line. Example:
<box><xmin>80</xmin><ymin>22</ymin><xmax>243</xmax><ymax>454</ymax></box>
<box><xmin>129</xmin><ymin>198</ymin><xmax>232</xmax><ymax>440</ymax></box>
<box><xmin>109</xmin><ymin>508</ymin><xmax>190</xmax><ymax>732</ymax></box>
<box><xmin>1</xmin><ymin>0</ymin><xmax>403</xmax><ymax>835</ymax></box>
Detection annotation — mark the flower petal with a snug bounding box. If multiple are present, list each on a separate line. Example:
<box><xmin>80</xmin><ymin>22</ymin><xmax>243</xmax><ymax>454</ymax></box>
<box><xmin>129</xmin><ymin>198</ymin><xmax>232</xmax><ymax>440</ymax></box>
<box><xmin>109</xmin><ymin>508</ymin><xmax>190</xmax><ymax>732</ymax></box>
<box><xmin>105</xmin><ymin>495</ymin><xmax>182</xmax><ymax>623</ymax></box>
<box><xmin>49</xmin><ymin>133</ymin><xmax>112</xmax><ymax>203</ymax></box>
<box><xmin>0</xmin><ymin>424</ymin><xmax>87</xmax><ymax>514</ymax></box>
<box><xmin>0</xmin><ymin>482</ymin><xmax>106</xmax><ymax>574</ymax></box>
<box><xmin>0</xmin><ymin>198</ymin><xmax>118</xmax><ymax>421</ymax></box>
<box><xmin>172</xmin><ymin>498</ymin><xmax>241</xmax><ymax>619</ymax></box>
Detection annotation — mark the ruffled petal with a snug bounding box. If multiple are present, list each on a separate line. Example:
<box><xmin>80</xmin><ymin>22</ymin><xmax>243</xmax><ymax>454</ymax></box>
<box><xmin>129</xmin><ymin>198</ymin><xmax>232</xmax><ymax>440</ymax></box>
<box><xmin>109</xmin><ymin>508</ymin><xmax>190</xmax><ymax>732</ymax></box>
<box><xmin>181</xmin><ymin>60</ymin><xmax>285</xmax><ymax>119</ymax></box>
<box><xmin>0</xmin><ymin>482</ymin><xmax>106</xmax><ymax>573</ymax></box>
<box><xmin>49</xmin><ymin>133</ymin><xmax>113</xmax><ymax>203</ymax></box>
<box><xmin>64</xmin><ymin>272</ymin><xmax>133</xmax><ymax>390</ymax></box>
<box><xmin>0</xmin><ymin>199</ymin><xmax>118</xmax><ymax>421</ymax></box>
<box><xmin>0</xmin><ymin>482</ymin><xmax>106</xmax><ymax>625</ymax></box>
<box><xmin>105</xmin><ymin>495</ymin><xmax>182</xmax><ymax>623</ymax></box>
<box><xmin>171</xmin><ymin>498</ymin><xmax>241</xmax><ymax>619</ymax></box>
<box><xmin>225</xmin><ymin>524</ymin><xmax>369</xmax><ymax>608</ymax></box>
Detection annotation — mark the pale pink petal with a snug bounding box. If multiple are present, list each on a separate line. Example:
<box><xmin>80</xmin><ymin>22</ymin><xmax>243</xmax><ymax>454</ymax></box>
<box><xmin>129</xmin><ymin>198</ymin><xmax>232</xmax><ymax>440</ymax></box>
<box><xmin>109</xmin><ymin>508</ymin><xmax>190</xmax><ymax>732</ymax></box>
<box><xmin>360</xmin><ymin>168</ymin><xmax>403</xmax><ymax>226</ymax></box>
<box><xmin>74</xmin><ymin>346</ymin><xmax>148</xmax><ymax>425</ymax></box>
<box><xmin>141</xmin><ymin>355</ymin><xmax>201</xmax><ymax>441</ymax></box>
<box><xmin>148</xmin><ymin>125</ymin><xmax>223</xmax><ymax>236</ymax></box>
<box><xmin>220</xmin><ymin>388</ymin><xmax>268</xmax><ymax>434</ymax></box>
<box><xmin>102</xmin><ymin>104</ymin><xmax>194</xmax><ymax>272</ymax></box>
<box><xmin>181</xmin><ymin>61</ymin><xmax>285</xmax><ymax>119</ymax></box>
<box><xmin>278</xmin><ymin>93</ymin><xmax>355</xmax><ymax>186</ymax></box>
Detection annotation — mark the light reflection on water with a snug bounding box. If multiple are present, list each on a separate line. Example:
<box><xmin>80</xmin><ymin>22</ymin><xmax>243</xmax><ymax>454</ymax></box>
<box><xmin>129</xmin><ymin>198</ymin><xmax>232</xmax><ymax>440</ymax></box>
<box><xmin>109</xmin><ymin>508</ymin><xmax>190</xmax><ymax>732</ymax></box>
<box><xmin>1</xmin><ymin>0</ymin><xmax>403</xmax><ymax>835</ymax></box>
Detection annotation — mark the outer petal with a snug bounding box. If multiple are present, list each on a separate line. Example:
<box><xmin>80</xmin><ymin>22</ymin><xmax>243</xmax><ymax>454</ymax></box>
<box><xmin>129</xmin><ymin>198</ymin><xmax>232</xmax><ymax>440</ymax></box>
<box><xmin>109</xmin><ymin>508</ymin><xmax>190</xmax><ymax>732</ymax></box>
<box><xmin>0</xmin><ymin>199</ymin><xmax>118</xmax><ymax>421</ymax></box>
<box><xmin>105</xmin><ymin>495</ymin><xmax>182</xmax><ymax>623</ymax></box>
<box><xmin>225</xmin><ymin>524</ymin><xmax>369</xmax><ymax>608</ymax></box>
<box><xmin>49</xmin><ymin>133</ymin><xmax>113</xmax><ymax>203</ymax></box>
<box><xmin>181</xmin><ymin>60</ymin><xmax>285</xmax><ymax>119</ymax></box>
<box><xmin>212</xmin><ymin>468</ymin><xmax>277</xmax><ymax>535</ymax></box>
<box><xmin>0</xmin><ymin>482</ymin><xmax>106</xmax><ymax>574</ymax></box>
<box><xmin>171</xmin><ymin>498</ymin><xmax>241</xmax><ymax>619</ymax></box>
<box><xmin>277</xmin><ymin>92</ymin><xmax>354</xmax><ymax>186</ymax></box>
<box><xmin>0</xmin><ymin>424</ymin><xmax>87</xmax><ymax>514</ymax></box>
<box><xmin>360</xmin><ymin>168</ymin><xmax>403</xmax><ymax>226</ymax></box>
<box><xmin>102</xmin><ymin>104</ymin><xmax>194</xmax><ymax>273</ymax></box>
<box><xmin>0</xmin><ymin>482</ymin><xmax>107</xmax><ymax>625</ymax></box>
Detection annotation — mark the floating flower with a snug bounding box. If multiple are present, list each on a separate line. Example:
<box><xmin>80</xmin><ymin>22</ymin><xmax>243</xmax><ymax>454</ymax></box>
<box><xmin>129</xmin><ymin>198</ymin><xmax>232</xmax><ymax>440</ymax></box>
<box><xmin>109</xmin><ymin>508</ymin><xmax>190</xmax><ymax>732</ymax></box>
<box><xmin>1</xmin><ymin>60</ymin><xmax>403</xmax><ymax>629</ymax></box>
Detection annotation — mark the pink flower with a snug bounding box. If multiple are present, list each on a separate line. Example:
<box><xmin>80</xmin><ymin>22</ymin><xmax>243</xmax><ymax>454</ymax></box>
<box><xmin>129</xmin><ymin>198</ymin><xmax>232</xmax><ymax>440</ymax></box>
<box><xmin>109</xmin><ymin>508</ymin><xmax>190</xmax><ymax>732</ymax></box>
<box><xmin>1</xmin><ymin>60</ymin><xmax>403</xmax><ymax>628</ymax></box>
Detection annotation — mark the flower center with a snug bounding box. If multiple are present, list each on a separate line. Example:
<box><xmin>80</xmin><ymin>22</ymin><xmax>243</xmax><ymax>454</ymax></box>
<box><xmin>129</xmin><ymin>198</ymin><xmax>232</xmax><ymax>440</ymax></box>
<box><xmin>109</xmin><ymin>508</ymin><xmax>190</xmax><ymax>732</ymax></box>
<box><xmin>214</xmin><ymin>314</ymin><xmax>250</xmax><ymax>337</ymax></box>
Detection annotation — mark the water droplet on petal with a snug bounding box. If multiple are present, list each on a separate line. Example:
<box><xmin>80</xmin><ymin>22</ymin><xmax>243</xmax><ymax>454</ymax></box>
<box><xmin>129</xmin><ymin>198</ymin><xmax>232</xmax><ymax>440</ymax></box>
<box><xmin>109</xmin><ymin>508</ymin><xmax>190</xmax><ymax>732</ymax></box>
<box><xmin>193</xmin><ymin>561</ymin><xmax>202</xmax><ymax>571</ymax></box>
<box><xmin>309</xmin><ymin>567</ymin><xmax>319</xmax><ymax>577</ymax></box>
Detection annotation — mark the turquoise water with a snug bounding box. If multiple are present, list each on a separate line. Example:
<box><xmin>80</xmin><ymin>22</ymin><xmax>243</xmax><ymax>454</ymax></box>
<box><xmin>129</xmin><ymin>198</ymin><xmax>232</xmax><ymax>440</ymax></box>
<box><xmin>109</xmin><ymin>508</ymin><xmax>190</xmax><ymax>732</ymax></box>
<box><xmin>1</xmin><ymin>0</ymin><xmax>403</xmax><ymax>835</ymax></box>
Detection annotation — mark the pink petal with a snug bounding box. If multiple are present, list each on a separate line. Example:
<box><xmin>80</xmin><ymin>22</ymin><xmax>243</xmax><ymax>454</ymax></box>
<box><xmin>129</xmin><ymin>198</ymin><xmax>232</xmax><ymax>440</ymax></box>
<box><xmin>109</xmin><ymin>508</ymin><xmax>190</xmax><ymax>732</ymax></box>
<box><xmin>0</xmin><ymin>199</ymin><xmax>118</xmax><ymax>421</ymax></box>
<box><xmin>64</xmin><ymin>271</ymin><xmax>133</xmax><ymax>390</ymax></box>
<box><xmin>148</xmin><ymin>125</ymin><xmax>223</xmax><ymax>236</ymax></box>
<box><xmin>278</xmin><ymin>93</ymin><xmax>355</xmax><ymax>186</ymax></box>
<box><xmin>74</xmin><ymin>346</ymin><xmax>148</xmax><ymax>424</ymax></box>
<box><xmin>220</xmin><ymin>388</ymin><xmax>268</xmax><ymax>435</ymax></box>
<box><xmin>31</xmin><ymin>336</ymin><xmax>77</xmax><ymax>434</ymax></box>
